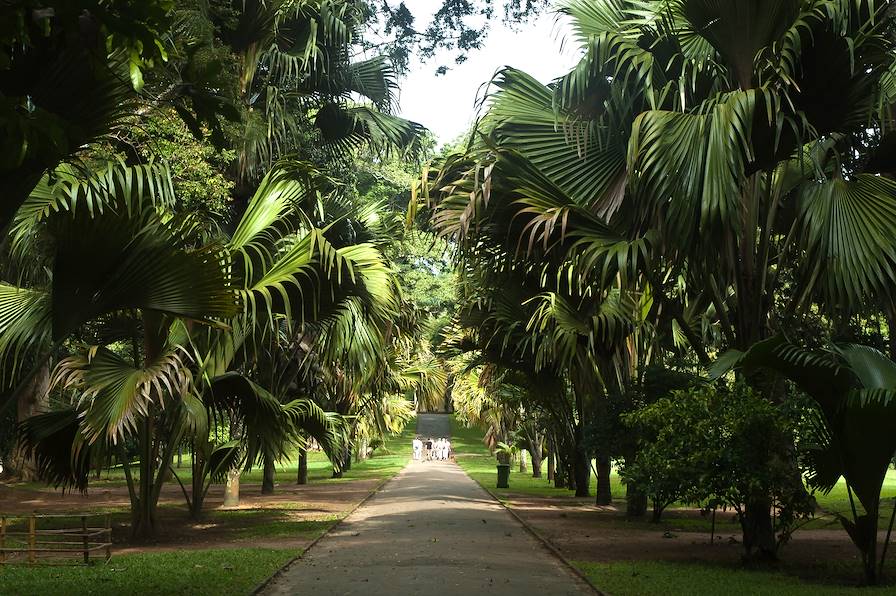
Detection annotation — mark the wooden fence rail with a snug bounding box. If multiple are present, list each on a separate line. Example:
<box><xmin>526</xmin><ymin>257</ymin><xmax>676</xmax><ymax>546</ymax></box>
<box><xmin>0</xmin><ymin>513</ymin><xmax>112</xmax><ymax>565</ymax></box>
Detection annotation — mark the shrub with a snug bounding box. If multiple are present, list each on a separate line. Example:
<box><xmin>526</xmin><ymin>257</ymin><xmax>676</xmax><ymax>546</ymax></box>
<box><xmin>621</xmin><ymin>384</ymin><xmax>814</xmax><ymax>552</ymax></box>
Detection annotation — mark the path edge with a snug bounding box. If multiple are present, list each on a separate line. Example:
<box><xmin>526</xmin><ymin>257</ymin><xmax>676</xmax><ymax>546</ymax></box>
<box><xmin>249</xmin><ymin>464</ymin><xmax>406</xmax><ymax>595</ymax></box>
<box><xmin>479</xmin><ymin>482</ymin><xmax>606</xmax><ymax>596</ymax></box>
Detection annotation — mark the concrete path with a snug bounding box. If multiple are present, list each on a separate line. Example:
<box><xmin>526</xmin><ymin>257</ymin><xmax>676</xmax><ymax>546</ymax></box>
<box><xmin>261</xmin><ymin>416</ymin><xmax>591</xmax><ymax>595</ymax></box>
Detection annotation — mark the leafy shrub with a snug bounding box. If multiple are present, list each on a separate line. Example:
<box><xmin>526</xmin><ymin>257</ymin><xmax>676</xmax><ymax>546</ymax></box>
<box><xmin>621</xmin><ymin>384</ymin><xmax>814</xmax><ymax>551</ymax></box>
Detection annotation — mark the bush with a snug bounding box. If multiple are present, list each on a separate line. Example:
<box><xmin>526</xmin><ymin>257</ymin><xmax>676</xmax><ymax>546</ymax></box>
<box><xmin>620</xmin><ymin>384</ymin><xmax>814</xmax><ymax>551</ymax></box>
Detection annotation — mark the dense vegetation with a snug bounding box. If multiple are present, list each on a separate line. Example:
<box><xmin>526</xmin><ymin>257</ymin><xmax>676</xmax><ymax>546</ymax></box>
<box><xmin>3</xmin><ymin>0</ymin><xmax>896</xmax><ymax>592</ymax></box>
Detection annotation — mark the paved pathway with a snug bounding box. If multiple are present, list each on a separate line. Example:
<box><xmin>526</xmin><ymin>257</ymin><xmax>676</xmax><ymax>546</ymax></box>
<box><xmin>262</xmin><ymin>414</ymin><xmax>591</xmax><ymax>595</ymax></box>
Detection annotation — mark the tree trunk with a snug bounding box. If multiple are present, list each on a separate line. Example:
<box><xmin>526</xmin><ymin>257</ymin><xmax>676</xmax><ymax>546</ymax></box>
<box><xmin>189</xmin><ymin>445</ymin><xmax>205</xmax><ymax>520</ymax></box>
<box><xmin>176</xmin><ymin>446</ymin><xmax>182</xmax><ymax>469</ymax></box>
<box><xmin>13</xmin><ymin>361</ymin><xmax>50</xmax><ymax>481</ymax></box>
<box><xmin>595</xmin><ymin>453</ymin><xmax>612</xmax><ymax>506</ymax></box>
<box><xmin>626</xmin><ymin>482</ymin><xmax>648</xmax><ymax>517</ymax></box>
<box><xmin>519</xmin><ymin>449</ymin><xmax>526</xmax><ymax>473</ymax></box>
<box><xmin>572</xmin><ymin>382</ymin><xmax>590</xmax><ymax>497</ymax></box>
<box><xmin>131</xmin><ymin>416</ymin><xmax>157</xmax><ymax>540</ymax></box>
<box><xmin>546</xmin><ymin>449</ymin><xmax>554</xmax><ymax>482</ymax></box>
<box><xmin>573</xmin><ymin>438</ymin><xmax>589</xmax><ymax>497</ymax></box>
<box><xmin>297</xmin><ymin>447</ymin><xmax>308</xmax><ymax>485</ymax></box>
<box><xmin>651</xmin><ymin>500</ymin><xmax>664</xmax><ymax>523</ymax></box>
<box><xmin>332</xmin><ymin>446</ymin><xmax>351</xmax><ymax>478</ymax></box>
<box><xmin>530</xmin><ymin>447</ymin><xmax>542</xmax><ymax>478</ymax></box>
<box><xmin>261</xmin><ymin>455</ymin><xmax>275</xmax><ymax>495</ymax></box>
<box><xmin>223</xmin><ymin>469</ymin><xmax>241</xmax><ymax>507</ymax></box>
<box><xmin>554</xmin><ymin>457</ymin><xmax>566</xmax><ymax>488</ymax></box>
<box><xmin>742</xmin><ymin>497</ymin><xmax>777</xmax><ymax>561</ymax></box>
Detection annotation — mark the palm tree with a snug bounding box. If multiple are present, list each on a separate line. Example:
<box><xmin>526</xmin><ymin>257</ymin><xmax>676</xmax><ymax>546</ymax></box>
<box><xmin>0</xmin><ymin>161</ymin><xmax>237</xmax><ymax>537</ymax></box>
<box><xmin>196</xmin><ymin>0</ymin><xmax>426</xmax><ymax>199</ymax></box>
<box><xmin>419</xmin><ymin>0</ymin><xmax>896</xmax><ymax>558</ymax></box>
<box><xmin>3</xmin><ymin>160</ymin><xmax>397</xmax><ymax>536</ymax></box>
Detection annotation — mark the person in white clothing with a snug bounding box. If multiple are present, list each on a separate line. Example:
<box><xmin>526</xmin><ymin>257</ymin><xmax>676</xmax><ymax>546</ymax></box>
<box><xmin>444</xmin><ymin>439</ymin><xmax>451</xmax><ymax>460</ymax></box>
<box><xmin>412</xmin><ymin>437</ymin><xmax>422</xmax><ymax>460</ymax></box>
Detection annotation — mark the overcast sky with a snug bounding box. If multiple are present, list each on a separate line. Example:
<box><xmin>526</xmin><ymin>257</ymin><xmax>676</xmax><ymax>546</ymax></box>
<box><xmin>393</xmin><ymin>8</ymin><xmax>581</xmax><ymax>146</ymax></box>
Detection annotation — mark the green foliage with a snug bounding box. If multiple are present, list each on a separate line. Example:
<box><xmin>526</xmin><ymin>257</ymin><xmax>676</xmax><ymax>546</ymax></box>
<box><xmin>719</xmin><ymin>337</ymin><xmax>896</xmax><ymax>581</ymax></box>
<box><xmin>0</xmin><ymin>0</ymin><xmax>174</xmax><ymax>228</ymax></box>
<box><xmin>621</xmin><ymin>384</ymin><xmax>814</xmax><ymax>546</ymax></box>
<box><xmin>92</xmin><ymin>110</ymin><xmax>236</xmax><ymax>217</ymax></box>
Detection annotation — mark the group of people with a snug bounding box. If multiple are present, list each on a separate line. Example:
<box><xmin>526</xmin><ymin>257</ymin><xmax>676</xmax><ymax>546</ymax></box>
<box><xmin>412</xmin><ymin>436</ymin><xmax>451</xmax><ymax>461</ymax></box>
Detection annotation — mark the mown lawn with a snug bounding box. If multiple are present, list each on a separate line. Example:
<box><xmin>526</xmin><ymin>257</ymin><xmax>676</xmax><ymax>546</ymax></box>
<box><xmin>0</xmin><ymin>548</ymin><xmax>297</xmax><ymax>596</ymax></box>
<box><xmin>575</xmin><ymin>561</ymin><xmax>896</xmax><ymax>596</ymax></box>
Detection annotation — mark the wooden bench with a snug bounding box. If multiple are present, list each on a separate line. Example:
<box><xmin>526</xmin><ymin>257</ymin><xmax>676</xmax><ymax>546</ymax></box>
<box><xmin>0</xmin><ymin>513</ymin><xmax>112</xmax><ymax>565</ymax></box>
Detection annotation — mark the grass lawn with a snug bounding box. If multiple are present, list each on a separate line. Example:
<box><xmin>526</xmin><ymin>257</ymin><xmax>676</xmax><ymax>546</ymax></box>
<box><xmin>451</xmin><ymin>416</ymin><xmax>627</xmax><ymax>500</ymax></box>
<box><xmin>0</xmin><ymin>548</ymin><xmax>297</xmax><ymax>596</ymax></box>
<box><xmin>575</xmin><ymin>561</ymin><xmax>896</xmax><ymax>596</ymax></box>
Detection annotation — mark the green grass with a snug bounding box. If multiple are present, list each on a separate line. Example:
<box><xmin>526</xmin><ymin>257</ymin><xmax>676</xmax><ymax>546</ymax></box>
<box><xmin>451</xmin><ymin>416</ymin><xmax>627</xmax><ymax>500</ymax></box>
<box><xmin>574</xmin><ymin>561</ymin><xmax>896</xmax><ymax>595</ymax></box>
<box><xmin>9</xmin><ymin>420</ymin><xmax>414</xmax><ymax>492</ymax></box>
<box><xmin>209</xmin><ymin>509</ymin><xmax>340</xmax><ymax>540</ymax></box>
<box><xmin>0</xmin><ymin>548</ymin><xmax>297</xmax><ymax>596</ymax></box>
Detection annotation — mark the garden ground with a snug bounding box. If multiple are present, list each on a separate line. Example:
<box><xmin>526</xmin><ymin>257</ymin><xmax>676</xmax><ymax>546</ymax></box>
<box><xmin>4</xmin><ymin>417</ymin><xmax>896</xmax><ymax>595</ymax></box>
<box><xmin>0</xmin><ymin>424</ymin><xmax>414</xmax><ymax>595</ymax></box>
<box><xmin>451</xmin><ymin>417</ymin><xmax>896</xmax><ymax>594</ymax></box>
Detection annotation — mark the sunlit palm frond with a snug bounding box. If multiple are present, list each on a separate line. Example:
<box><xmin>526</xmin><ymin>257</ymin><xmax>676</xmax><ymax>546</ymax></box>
<box><xmin>0</xmin><ymin>284</ymin><xmax>52</xmax><ymax>384</ymax></box>
<box><xmin>51</xmin><ymin>346</ymin><xmax>193</xmax><ymax>444</ymax></box>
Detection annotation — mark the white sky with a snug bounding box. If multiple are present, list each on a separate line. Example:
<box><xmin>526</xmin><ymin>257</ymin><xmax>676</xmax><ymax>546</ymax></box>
<box><xmin>394</xmin><ymin>8</ymin><xmax>581</xmax><ymax>145</ymax></box>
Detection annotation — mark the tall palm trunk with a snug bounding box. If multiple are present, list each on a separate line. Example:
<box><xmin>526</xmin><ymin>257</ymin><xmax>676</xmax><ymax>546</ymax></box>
<box><xmin>728</xmin><ymin>173</ymin><xmax>777</xmax><ymax>560</ymax></box>
<box><xmin>546</xmin><ymin>440</ymin><xmax>554</xmax><ymax>482</ymax></box>
<box><xmin>572</xmin><ymin>388</ymin><xmax>589</xmax><ymax>497</ymax></box>
<box><xmin>261</xmin><ymin>454</ymin><xmax>275</xmax><ymax>494</ymax></box>
<box><xmin>13</xmin><ymin>360</ymin><xmax>49</xmax><ymax>480</ymax></box>
<box><xmin>189</xmin><ymin>446</ymin><xmax>206</xmax><ymax>519</ymax></box>
<box><xmin>297</xmin><ymin>446</ymin><xmax>308</xmax><ymax>485</ymax></box>
<box><xmin>130</xmin><ymin>313</ymin><xmax>175</xmax><ymax>540</ymax></box>
<box><xmin>595</xmin><ymin>453</ymin><xmax>612</xmax><ymax>506</ymax></box>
